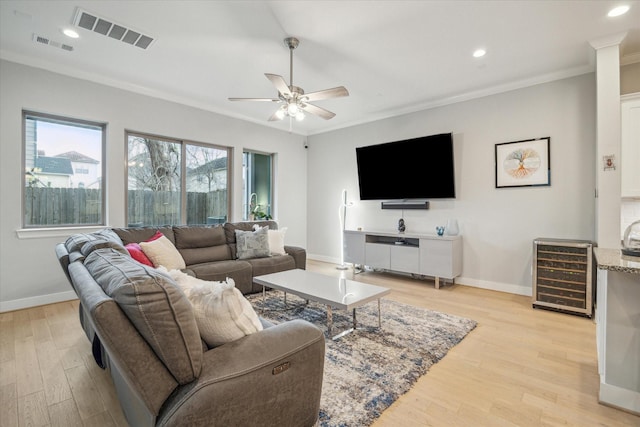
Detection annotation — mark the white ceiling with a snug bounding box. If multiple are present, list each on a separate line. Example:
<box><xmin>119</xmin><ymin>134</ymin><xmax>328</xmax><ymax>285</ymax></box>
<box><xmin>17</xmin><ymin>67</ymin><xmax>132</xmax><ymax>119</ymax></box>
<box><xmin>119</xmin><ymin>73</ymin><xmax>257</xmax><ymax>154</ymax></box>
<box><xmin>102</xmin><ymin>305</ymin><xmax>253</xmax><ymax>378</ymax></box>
<box><xmin>1</xmin><ymin>1</ymin><xmax>639</xmax><ymax>136</ymax></box>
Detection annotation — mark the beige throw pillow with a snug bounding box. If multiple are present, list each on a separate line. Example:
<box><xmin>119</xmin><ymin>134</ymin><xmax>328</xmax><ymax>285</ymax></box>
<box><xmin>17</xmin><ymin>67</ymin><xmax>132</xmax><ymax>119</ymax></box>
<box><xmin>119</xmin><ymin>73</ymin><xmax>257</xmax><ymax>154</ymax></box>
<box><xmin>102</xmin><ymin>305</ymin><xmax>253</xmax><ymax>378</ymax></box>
<box><xmin>166</xmin><ymin>269</ymin><xmax>263</xmax><ymax>347</ymax></box>
<box><xmin>139</xmin><ymin>234</ymin><xmax>186</xmax><ymax>270</ymax></box>
<box><xmin>268</xmin><ymin>227</ymin><xmax>287</xmax><ymax>255</ymax></box>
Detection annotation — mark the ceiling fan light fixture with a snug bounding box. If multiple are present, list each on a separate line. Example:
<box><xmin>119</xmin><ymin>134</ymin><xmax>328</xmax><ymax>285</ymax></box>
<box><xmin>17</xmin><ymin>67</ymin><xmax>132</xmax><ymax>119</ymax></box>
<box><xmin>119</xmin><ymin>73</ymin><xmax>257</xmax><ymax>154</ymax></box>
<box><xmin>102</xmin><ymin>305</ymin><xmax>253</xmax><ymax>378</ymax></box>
<box><xmin>287</xmin><ymin>103</ymin><xmax>300</xmax><ymax>116</ymax></box>
<box><xmin>229</xmin><ymin>36</ymin><xmax>348</xmax><ymax>123</ymax></box>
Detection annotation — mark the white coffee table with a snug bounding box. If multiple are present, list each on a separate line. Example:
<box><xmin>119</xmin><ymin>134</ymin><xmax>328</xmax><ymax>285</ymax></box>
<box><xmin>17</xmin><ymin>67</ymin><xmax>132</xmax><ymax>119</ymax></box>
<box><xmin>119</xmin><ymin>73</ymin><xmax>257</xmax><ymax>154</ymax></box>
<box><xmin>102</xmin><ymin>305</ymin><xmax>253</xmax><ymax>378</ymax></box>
<box><xmin>253</xmin><ymin>269</ymin><xmax>391</xmax><ymax>339</ymax></box>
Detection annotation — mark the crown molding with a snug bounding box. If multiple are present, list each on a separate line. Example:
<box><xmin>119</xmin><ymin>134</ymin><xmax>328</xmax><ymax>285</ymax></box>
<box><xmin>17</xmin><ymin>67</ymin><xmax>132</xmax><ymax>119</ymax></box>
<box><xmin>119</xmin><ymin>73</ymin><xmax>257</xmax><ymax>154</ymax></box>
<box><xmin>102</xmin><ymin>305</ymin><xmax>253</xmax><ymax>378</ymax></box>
<box><xmin>589</xmin><ymin>32</ymin><xmax>628</xmax><ymax>50</ymax></box>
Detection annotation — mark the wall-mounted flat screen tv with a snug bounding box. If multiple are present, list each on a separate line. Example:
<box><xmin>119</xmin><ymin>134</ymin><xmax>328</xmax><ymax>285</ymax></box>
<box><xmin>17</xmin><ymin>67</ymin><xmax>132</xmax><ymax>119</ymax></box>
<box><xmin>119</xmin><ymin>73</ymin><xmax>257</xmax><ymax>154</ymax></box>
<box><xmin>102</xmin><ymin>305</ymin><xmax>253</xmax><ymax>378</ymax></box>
<box><xmin>356</xmin><ymin>133</ymin><xmax>455</xmax><ymax>200</ymax></box>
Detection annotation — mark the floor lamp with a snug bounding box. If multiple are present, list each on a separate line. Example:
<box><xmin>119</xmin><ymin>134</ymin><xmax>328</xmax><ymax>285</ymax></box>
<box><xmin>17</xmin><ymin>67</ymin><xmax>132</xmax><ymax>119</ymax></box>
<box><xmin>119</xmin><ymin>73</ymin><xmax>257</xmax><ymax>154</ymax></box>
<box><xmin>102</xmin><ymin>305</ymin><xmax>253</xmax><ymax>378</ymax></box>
<box><xmin>337</xmin><ymin>189</ymin><xmax>352</xmax><ymax>270</ymax></box>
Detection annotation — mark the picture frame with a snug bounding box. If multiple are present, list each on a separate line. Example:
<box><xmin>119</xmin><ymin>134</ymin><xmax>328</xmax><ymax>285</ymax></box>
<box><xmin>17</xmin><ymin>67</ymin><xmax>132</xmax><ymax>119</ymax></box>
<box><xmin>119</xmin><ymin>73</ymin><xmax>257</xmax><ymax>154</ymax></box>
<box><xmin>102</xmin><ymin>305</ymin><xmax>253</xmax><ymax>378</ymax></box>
<box><xmin>495</xmin><ymin>137</ymin><xmax>550</xmax><ymax>188</ymax></box>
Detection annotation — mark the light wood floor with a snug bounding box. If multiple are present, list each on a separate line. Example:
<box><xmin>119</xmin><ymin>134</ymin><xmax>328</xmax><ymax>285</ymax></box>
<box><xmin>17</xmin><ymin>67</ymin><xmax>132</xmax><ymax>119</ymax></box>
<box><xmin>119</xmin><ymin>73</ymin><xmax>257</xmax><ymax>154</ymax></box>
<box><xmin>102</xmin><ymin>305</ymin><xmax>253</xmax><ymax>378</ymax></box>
<box><xmin>1</xmin><ymin>260</ymin><xmax>639</xmax><ymax>427</ymax></box>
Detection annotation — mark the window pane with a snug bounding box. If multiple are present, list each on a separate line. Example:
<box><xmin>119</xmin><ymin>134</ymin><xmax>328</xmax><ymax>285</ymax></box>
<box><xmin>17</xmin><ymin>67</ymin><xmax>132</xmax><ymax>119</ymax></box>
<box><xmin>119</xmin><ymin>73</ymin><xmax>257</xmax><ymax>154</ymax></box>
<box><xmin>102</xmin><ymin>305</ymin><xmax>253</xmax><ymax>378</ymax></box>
<box><xmin>243</xmin><ymin>151</ymin><xmax>272</xmax><ymax>220</ymax></box>
<box><xmin>185</xmin><ymin>144</ymin><xmax>228</xmax><ymax>225</ymax></box>
<box><xmin>24</xmin><ymin>113</ymin><xmax>104</xmax><ymax>227</ymax></box>
<box><xmin>127</xmin><ymin>135</ymin><xmax>181</xmax><ymax>226</ymax></box>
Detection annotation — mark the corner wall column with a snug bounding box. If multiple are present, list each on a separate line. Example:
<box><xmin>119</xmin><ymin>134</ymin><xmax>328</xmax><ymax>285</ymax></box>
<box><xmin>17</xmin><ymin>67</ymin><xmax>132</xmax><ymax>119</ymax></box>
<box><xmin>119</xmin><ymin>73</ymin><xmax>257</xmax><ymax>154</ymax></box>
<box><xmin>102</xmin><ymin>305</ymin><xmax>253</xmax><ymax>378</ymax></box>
<box><xmin>590</xmin><ymin>33</ymin><xmax>626</xmax><ymax>248</ymax></box>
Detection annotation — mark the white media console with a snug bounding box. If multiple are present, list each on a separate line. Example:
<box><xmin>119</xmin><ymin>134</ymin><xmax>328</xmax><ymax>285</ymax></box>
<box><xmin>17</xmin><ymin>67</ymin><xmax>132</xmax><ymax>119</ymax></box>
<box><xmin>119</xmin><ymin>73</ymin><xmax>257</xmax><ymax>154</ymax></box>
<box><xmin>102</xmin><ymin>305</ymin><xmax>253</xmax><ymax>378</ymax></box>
<box><xmin>343</xmin><ymin>229</ymin><xmax>462</xmax><ymax>289</ymax></box>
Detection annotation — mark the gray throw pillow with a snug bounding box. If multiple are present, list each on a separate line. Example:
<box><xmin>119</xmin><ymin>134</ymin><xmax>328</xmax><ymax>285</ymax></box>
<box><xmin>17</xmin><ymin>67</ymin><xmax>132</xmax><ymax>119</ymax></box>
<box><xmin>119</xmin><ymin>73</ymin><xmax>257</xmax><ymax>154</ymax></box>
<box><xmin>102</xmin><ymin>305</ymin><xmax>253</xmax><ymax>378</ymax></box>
<box><xmin>235</xmin><ymin>227</ymin><xmax>270</xmax><ymax>259</ymax></box>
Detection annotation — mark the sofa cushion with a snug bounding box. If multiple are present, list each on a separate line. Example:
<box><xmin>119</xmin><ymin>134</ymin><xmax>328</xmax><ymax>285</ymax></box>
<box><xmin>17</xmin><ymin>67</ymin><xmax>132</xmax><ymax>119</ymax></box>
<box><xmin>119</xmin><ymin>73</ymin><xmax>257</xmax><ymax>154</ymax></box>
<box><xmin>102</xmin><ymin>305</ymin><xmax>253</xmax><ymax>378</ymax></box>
<box><xmin>223</xmin><ymin>221</ymin><xmax>278</xmax><ymax>244</ymax></box>
<box><xmin>64</xmin><ymin>229</ymin><xmax>123</xmax><ymax>253</ymax></box>
<box><xmin>188</xmin><ymin>260</ymin><xmax>254</xmax><ymax>294</ymax></box>
<box><xmin>80</xmin><ymin>239</ymin><xmax>128</xmax><ymax>257</ymax></box>
<box><xmin>140</xmin><ymin>235</ymin><xmax>186</xmax><ymax>270</ymax></box>
<box><xmin>173</xmin><ymin>226</ymin><xmax>231</xmax><ymax>265</ymax></box>
<box><xmin>246</xmin><ymin>255</ymin><xmax>296</xmax><ymax>279</ymax></box>
<box><xmin>112</xmin><ymin>226</ymin><xmax>175</xmax><ymax>246</ymax></box>
<box><xmin>235</xmin><ymin>227</ymin><xmax>270</xmax><ymax>260</ymax></box>
<box><xmin>83</xmin><ymin>248</ymin><xmax>202</xmax><ymax>384</ymax></box>
<box><xmin>166</xmin><ymin>269</ymin><xmax>263</xmax><ymax>347</ymax></box>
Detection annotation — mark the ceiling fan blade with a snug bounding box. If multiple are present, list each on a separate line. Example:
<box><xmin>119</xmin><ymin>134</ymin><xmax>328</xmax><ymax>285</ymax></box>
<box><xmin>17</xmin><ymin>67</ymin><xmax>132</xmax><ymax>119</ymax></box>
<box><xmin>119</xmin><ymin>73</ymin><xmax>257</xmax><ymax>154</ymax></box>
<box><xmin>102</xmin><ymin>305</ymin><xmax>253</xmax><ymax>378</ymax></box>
<box><xmin>302</xmin><ymin>86</ymin><xmax>349</xmax><ymax>102</ymax></box>
<box><xmin>265</xmin><ymin>73</ymin><xmax>292</xmax><ymax>97</ymax></box>
<box><xmin>268</xmin><ymin>110</ymin><xmax>285</xmax><ymax>121</ymax></box>
<box><xmin>228</xmin><ymin>97</ymin><xmax>280</xmax><ymax>102</ymax></box>
<box><xmin>301</xmin><ymin>103</ymin><xmax>336</xmax><ymax>120</ymax></box>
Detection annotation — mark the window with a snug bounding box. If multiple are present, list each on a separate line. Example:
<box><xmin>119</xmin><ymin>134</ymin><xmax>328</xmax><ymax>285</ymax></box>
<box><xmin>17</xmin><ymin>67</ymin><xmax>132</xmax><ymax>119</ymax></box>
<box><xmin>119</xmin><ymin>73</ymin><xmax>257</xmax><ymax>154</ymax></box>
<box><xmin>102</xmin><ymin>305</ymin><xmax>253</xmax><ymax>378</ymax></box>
<box><xmin>23</xmin><ymin>111</ymin><xmax>105</xmax><ymax>228</ymax></box>
<box><xmin>127</xmin><ymin>132</ymin><xmax>230</xmax><ymax>227</ymax></box>
<box><xmin>243</xmin><ymin>151</ymin><xmax>273</xmax><ymax>220</ymax></box>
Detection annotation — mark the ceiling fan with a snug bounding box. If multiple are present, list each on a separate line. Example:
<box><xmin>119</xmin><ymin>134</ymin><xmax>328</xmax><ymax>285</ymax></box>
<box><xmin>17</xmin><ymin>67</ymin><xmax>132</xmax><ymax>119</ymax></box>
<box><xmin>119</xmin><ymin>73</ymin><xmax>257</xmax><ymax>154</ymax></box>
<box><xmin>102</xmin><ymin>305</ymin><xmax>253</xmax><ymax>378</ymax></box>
<box><xmin>229</xmin><ymin>37</ymin><xmax>349</xmax><ymax>122</ymax></box>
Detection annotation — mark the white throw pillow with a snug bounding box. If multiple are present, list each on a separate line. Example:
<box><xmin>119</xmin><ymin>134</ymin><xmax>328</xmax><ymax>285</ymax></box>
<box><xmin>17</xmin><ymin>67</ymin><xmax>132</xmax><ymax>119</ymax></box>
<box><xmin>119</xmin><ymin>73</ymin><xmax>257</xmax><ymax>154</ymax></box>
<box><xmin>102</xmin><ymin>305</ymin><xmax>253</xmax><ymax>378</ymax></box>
<box><xmin>166</xmin><ymin>269</ymin><xmax>263</xmax><ymax>347</ymax></box>
<box><xmin>268</xmin><ymin>227</ymin><xmax>287</xmax><ymax>255</ymax></box>
<box><xmin>139</xmin><ymin>235</ymin><xmax>186</xmax><ymax>270</ymax></box>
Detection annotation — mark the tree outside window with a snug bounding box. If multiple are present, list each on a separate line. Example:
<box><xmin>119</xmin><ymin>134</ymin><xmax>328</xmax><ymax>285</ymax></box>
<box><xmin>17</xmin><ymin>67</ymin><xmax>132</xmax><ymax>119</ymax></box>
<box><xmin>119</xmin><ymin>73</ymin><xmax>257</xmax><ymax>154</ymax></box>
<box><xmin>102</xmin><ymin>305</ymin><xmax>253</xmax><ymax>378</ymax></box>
<box><xmin>126</xmin><ymin>133</ymin><xmax>230</xmax><ymax>226</ymax></box>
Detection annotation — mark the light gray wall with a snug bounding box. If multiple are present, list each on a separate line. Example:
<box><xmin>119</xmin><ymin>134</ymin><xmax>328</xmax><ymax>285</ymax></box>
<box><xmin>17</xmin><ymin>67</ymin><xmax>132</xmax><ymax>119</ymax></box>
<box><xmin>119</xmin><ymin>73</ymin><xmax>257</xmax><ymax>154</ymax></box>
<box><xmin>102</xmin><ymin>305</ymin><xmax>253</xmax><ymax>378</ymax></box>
<box><xmin>306</xmin><ymin>74</ymin><xmax>597</xmax><ymax>295</ymax></box>
<box><xmin>0</xmin><ymin>60</ymin><xmax>307</xmax><ymax>311</ymax></box>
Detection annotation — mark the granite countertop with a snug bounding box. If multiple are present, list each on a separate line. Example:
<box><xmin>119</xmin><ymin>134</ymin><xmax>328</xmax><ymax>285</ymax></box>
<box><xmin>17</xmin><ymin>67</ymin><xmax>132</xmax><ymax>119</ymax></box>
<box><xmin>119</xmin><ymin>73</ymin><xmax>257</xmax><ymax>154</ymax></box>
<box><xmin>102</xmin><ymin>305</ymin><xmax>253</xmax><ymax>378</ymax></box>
<box><xmin>594</xmin><ymin>248</ymin><xmax>640</xmax><ymax>274</ymax></box>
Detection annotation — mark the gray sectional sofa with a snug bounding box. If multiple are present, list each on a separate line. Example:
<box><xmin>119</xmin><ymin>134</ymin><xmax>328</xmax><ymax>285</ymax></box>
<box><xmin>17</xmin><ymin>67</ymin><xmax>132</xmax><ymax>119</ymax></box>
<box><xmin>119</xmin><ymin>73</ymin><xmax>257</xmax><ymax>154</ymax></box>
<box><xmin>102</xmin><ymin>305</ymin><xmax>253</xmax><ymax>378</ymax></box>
<box><xmin>111</xmin><ymin>220</ymin><xmax>307</xmax><ymax>294</ymax></box>
<box><xmin>55</xmin><ymin>221</ymin><xmax>324</xmax><ymax>427</ymax></box>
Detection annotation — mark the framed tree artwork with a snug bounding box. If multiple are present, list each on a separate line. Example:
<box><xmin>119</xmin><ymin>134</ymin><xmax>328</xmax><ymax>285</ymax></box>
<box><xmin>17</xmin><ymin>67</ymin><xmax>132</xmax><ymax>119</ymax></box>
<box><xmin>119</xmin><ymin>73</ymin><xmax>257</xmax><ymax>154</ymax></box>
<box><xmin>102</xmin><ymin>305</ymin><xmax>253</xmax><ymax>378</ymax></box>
<box><xmin>495</xmin><ymin>137</ymin><xmax>550</xmax><ymax>188</ymax></box>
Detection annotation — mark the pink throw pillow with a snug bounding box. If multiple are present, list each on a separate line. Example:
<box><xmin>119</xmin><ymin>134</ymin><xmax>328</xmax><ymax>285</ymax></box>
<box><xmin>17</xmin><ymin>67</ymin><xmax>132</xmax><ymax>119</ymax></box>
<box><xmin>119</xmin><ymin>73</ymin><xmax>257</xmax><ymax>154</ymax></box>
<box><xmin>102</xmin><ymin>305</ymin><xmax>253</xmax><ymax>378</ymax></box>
<box><xmin>147</xmin><ymin>230</ymin><xmax>164</xmax><ymax>242</ymax></box>
<box><xmin>124</xmin><ymin>231</ymin><xmax>164</xmax><ymax>266</ymax></box>
<box><xmin>125</xmin><ymin>243</ymin><xmax>154</xmax><ymax>266</ymax></box>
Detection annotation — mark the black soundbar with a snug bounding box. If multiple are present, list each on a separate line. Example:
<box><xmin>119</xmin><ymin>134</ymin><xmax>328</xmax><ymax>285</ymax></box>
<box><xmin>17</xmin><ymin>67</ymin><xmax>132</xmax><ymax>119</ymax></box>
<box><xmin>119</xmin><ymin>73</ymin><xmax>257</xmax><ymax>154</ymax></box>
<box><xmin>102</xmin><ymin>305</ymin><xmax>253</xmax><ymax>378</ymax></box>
<box><xmin>380</xmin><ymin>201</ymin><xmax>430</xmax><ymax>210</ymax></box>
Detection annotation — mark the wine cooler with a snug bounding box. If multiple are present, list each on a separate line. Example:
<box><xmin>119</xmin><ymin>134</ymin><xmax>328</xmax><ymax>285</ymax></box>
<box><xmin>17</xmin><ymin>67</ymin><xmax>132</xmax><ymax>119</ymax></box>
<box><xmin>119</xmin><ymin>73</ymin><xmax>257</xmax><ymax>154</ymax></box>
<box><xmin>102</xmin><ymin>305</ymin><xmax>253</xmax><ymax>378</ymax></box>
<box><xmin>532</xmin><ymin>238</ymin><xmax>594</xmax><ymax>318</ymax></box>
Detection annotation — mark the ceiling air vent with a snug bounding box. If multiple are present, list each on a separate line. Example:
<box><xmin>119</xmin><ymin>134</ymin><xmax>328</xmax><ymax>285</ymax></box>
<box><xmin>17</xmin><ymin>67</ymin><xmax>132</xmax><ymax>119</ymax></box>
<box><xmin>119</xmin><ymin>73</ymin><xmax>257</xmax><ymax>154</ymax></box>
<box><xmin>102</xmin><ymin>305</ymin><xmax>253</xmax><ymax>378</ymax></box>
<box><xmin>32</xmin><ymin>34</ymin><xmax>74</xmax><ymax>52</ymax></box>
<box><xmin>72</xmin><ymin>8</ymin><xmax>155</xmax><ymax>49</ymax></box>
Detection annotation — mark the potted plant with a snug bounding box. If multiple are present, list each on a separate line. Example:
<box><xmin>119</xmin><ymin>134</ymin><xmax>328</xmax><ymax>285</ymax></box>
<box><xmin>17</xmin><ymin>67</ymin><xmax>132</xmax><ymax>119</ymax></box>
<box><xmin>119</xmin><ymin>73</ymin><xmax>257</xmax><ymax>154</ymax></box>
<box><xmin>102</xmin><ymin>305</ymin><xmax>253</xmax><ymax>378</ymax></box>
<box><xmin>252</xmin><ymin>204</ymin><xmax>272</xmax><ymax>220</ymax></box>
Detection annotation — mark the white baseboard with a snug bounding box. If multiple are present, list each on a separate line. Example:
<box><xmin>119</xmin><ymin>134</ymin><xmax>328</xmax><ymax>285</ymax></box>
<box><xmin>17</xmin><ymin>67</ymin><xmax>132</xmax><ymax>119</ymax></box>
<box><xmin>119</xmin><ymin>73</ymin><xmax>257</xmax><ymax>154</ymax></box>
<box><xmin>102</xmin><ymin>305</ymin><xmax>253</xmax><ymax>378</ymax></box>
<box><xmin>307</xmin><ymin>254</ymin><xmax>532</xmax><ymax>296</ymax></box>
<box><xmin>308</xmin><ymin>253</ymin><xmax>341</xmax><ymax>265</ymax></box>
<box><xmin>457</xmin><ymin>276</ymin><xmax>532</xmax><ymax>296</ymax></box>
<box><xmin>0</xmin><ymin>290</ymin><xmax>78</xmax><ymax>313</ymax></box>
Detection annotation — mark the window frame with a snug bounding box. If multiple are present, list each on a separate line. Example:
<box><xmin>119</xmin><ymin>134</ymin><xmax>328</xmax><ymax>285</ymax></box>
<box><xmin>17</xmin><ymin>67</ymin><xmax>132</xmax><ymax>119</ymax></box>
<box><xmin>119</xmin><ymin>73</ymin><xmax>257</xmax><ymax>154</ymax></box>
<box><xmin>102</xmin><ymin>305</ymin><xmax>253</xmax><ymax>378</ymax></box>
<box><xmin>242</xmin><ymin>149</ymin><xmax>274</xmax><ymax>221</ymax></box>
<box><xmin>22</xmin><ymin>110</ymin><xmax>107</xmax><ymax>229</ymax></box>
<box><xmin>125</xmin><ymin>130</ymin><xmax>233</xmax><ymax>226</ymax></box>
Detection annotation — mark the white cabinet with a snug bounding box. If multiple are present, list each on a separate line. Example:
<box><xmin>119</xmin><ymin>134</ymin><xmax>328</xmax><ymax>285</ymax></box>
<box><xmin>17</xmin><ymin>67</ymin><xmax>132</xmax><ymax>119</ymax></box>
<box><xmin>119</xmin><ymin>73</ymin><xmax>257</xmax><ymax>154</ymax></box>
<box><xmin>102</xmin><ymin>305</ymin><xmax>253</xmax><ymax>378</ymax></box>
<box><xmin>344</xmin><ymin>229</ymin><xmax>462</xmax><ymax>288</ymax></box>
<box><xmin>593</xmin><ymin>250</ymin><xmax>640</xmax><ymax>415</ymax></box>
<box><xmin>621</xmin><ymin>95</ymin><xmax>640</xmax><ymax>198</ymax></box>
<box><xmin>391</xmin><ymin>245</ymin><xmax>420</xmax><ymax>274</ymax></box>
<box><xmin>365</xmin><ymin>243</ymin><xmax>390</xmax><ymax>269</ymax></box>
<box><xmin>419</xmin><ymin>238</ymin><xmax>462</xmax><ymax>281</ymax></box>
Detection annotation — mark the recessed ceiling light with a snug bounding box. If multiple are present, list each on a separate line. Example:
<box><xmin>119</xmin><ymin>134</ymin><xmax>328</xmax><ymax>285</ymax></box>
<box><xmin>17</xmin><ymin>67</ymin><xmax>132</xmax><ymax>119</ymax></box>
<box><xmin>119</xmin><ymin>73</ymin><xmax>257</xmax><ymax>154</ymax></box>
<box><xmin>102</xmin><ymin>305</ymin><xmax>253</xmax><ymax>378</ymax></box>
<box><xmin>473</xmin><ymin>49</ymin><xmax>486</xmax><ymax>58</ymax></box>
<box><xmin>608</xmin><ymin>5</ymin><xmax>630</xmax><ymax>17</ymax></box>
<box><xmin>63</xmin><ymin>28</ymin><xmax>79</xmax><ymax>38</ymax></box>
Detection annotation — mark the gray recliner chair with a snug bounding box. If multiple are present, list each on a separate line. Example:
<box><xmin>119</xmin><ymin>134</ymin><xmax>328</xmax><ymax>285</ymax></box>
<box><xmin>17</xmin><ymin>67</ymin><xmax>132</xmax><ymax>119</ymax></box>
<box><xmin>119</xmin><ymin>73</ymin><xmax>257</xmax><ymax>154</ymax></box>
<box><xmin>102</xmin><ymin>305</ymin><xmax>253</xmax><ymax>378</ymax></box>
<box><xmin>56</xmin><ymin>231</ymin><xmax>325</xmax><ymax>427</ymax></box>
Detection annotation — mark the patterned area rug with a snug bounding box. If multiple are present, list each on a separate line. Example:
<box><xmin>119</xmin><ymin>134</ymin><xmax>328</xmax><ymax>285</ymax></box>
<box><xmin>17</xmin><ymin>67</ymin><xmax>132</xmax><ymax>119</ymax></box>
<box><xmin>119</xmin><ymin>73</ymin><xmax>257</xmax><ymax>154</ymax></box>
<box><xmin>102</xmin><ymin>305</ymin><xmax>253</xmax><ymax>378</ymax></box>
<box><xmin>247</xmin><ymin>291</ymin><xmax>477</xmax><ymax>427</ymax></box>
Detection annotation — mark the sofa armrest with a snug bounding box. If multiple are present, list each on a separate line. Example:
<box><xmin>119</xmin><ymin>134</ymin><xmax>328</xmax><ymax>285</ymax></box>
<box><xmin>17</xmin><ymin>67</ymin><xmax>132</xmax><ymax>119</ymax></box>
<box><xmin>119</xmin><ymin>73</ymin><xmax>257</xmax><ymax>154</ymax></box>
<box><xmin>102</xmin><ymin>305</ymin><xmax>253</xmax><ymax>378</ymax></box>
<box><xmin>157</xmin><ymin>319</ymin><xmax>324</xmax><ymax>427</ymax></box>
<box><xmin>55</xmin><ymin>243</ymin><xmax>72</xmax><ymax>285</ymax></box>
<box><xmin>284</xmin><ymin>245</ymin><xmax>306</xmax><ymax>269</ymax></box>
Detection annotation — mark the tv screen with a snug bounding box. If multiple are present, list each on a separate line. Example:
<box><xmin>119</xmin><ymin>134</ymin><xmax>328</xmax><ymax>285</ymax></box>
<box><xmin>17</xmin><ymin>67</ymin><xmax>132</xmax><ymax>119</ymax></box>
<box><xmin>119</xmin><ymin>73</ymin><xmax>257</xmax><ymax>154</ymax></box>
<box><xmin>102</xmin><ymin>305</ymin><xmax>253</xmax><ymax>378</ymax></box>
<box><xmin>356</xmin><ymin>133</ymin><xmax>455</xmax><ymax>200</ymax></box>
